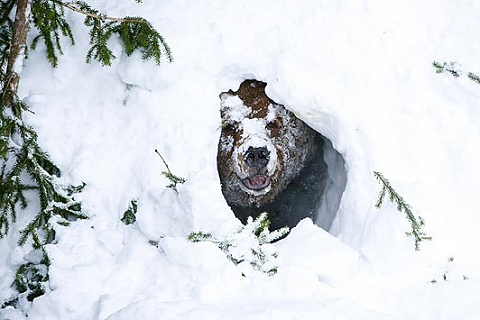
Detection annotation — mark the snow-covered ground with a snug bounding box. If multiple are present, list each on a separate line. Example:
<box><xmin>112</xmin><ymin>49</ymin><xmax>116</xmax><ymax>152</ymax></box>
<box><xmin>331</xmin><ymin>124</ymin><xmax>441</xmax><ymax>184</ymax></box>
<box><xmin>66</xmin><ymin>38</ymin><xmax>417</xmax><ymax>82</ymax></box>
<box><xmin>2</xmin><ymin>0</ymin><xmax>480</xmax><ymax>319</ymax></box>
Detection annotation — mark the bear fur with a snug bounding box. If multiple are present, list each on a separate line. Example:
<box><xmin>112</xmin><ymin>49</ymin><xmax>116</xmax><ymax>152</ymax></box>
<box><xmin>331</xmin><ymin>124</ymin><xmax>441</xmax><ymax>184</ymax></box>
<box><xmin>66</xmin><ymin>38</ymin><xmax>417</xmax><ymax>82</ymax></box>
<box><xmin>217</xmin><ymin>79</ymin><xmax>328</xmax><ymax>230</ymax></box>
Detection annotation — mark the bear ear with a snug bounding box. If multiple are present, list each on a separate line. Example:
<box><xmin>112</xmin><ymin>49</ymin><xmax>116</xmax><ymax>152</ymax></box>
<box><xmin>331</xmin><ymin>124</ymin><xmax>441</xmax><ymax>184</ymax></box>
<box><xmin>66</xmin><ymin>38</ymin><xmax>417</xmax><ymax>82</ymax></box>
<box><xmin>219</xmin><ymin>92</ymin><xmax>230</xmax><ymax>100</ymax></box>
<box><xmin>219</xmin><ymin>90</ymin><xmax>236</xmax><ymax>101</ymax></box>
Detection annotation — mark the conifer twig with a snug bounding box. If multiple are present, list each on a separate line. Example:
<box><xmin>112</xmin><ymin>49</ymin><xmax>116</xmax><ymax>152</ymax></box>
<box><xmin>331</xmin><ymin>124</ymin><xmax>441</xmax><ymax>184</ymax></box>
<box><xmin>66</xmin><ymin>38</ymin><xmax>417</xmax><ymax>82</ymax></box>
<box><xmin>154</xmin><ymin>149</ymin><xmax>185</xmax><ymax>190</ymax></box>
<box><xmin>467</xmin><ymin>72</ymin><xmax>480</xmax><ymax>85</ymax></box>
<box><xmin>432</xmin><ymin>61</ymin><xmax>461</xmax><ymax>78</ymax></box>
<box><xmin>188</xmin><ymin>213</ymin><xmax>288</xmax><ymax>276</ymax></box>
<box><xmin>432</xmin><ymin>60</ymin><xmax>480</xmax><ymax>86</ymax></box>
<box><xmin>373</xmin><ymin>171</ymin><xmax>431</xmax><ymax>250</ymax></box>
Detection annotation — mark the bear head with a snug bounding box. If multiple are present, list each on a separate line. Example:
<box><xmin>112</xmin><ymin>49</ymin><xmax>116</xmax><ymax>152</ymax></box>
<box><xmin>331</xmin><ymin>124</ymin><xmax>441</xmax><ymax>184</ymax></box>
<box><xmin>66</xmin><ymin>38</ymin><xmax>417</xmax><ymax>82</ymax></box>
<box><xmin>217</xmin><ymin>80</ymin><xmax>318</xmax><ymax>211</ymax></box>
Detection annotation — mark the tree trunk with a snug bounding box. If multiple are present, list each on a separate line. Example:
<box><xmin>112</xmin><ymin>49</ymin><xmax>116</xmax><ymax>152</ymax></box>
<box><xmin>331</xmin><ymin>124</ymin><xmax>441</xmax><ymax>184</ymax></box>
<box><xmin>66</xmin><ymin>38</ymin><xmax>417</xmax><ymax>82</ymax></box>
<box><xmin>3</xmin><ymin>0</ymin><xmax>30</xmax><ymax>106</ymax></box>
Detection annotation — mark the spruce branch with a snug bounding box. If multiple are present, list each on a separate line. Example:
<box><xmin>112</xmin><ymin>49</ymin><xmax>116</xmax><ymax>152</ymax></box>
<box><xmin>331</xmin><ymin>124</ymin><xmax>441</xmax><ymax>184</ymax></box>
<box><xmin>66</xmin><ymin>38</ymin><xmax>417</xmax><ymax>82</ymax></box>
<box><xmin>1</xmin><ymin>0</ymin><xmax>171</xmax><ymax>305</ymax></box>
<box><xmin>373</xmin><ymin>171</ymin><xmax>431</xmax><ymax>250</ymax></box>
<box><xmin>432</xmin><ymin>60</ymin><xmax>480</xmax><ymax>86</ymax></box>
<box><xmin>188</xmin><ymin>231</ymin><xmax>213</xmax><ymax>242</ymax></box>
<box><xmin>432</xmin><ymin>61</ymin><xmax>461</xmax><ymax>78</ymax></box>
<box><xmin>0</xmin><ymin>91</ymin><xmax>87</xmax><ymax>247</ymax></box>
<box><xmin>188</xmin><ymin>213</ymin><xmax>289</xmax><ymax>276</ymax></box>
<box><xmin>121</xmin><ymin>199</ymin><xmax>137</xmax><ymax>225</ymax></box>
<box><xmin>467</xmin><ymin>72</ymin><xmax>480</xmax><ymax>85</ymax></box>
<box><xmin>11</xmin><ymin>249</ymin><xmax>50</xmax><ymax>304</ymax></box>
<box><xmin>155</xmin><ymin>149</ymin><xmax>185</xmax><ymax>190</ymax></box>
<box><xmin>12</xmin><ymin>0</ymin><xmax>174</xmax><ymax>67</ymax></box>
<box><xmin>30</xmin><ymin>0</ymin><xmax>75</xmax><ymax>67</ymax></box>
<box><xmin>55</xmin><ymin>0</ymin><xmax>173</xmax><ymax>66</ymax></box>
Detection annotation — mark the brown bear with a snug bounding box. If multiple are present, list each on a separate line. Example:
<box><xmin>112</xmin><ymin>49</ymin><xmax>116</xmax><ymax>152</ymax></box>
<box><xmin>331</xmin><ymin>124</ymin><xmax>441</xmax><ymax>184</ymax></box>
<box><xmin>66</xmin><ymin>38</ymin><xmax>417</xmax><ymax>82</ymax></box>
<box><xmin>217</xmin><ymin>79</ymin><xmax>328</xmax><ymax>231</ymax></box>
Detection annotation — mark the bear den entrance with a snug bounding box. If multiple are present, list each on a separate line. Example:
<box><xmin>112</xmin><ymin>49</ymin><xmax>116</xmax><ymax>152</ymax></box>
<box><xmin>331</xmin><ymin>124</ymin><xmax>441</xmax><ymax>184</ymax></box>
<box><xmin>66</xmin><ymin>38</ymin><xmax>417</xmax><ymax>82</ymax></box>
<box><xmin>217</xmin><ymin>79</ymin><xmax>347</xmax><ymax>232</ymax></box>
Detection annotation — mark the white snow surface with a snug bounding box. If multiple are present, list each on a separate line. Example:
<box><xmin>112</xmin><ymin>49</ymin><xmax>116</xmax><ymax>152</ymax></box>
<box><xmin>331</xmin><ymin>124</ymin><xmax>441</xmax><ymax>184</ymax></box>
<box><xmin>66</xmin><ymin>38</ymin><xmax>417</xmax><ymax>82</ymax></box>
<box><xmin>2</xmin><ymin>0</ymin><xmax>480</xmax><ymax>319</ymax></box>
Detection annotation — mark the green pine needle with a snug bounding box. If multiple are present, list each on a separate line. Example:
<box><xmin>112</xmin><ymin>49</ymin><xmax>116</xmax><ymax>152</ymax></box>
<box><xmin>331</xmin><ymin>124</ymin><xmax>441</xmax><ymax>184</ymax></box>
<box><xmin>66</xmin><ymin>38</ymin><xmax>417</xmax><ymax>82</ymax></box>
<box><xmin>121</xmin><ymin>199</ymin><xmax>138</xmax><ymax>225</ymax></box>
<box><xmin>31</xmin><ymin>0</ymin><xmax>75</xmax><ymax>67</ymax></box>
<box><xmin>1</xmin><ymin>59</ymin><xmax>88</xmax><ymax>305</ymax></box>
<box><xmin>1</xmin><ymin>0</ymin><xmax>172</xmax><ymax>305</ymax></box>
<box><xmin>25</xmin><ymin>0</ymin><xmax>173</xmax><ymax>67</ymax></box>
<box><xmin>432</xmin><ymin>61</ymin><xmax>460</xmax><ymax>78</ymax></box>
<box><xmin>374</xmin><ymin>171</ymin><xmax>431</xmax><ymax>250</ymax></box>
<box><xmin>161</xmin><ymin>171</ymin><xmax>186</xmax><ymax>190</ymax></box>
<box><xmin>12</xmin><ymin>249</ymin><xmax>50</xmax><ymax>302</ymax></box>
<box><xmin>433</xmin><ymin>60</ymin><xmax>480</xmax><ymax>87</ymax></box>
<box><xmin>188</xmin><ymin>213</ymin><xmax>289</xmax><ymax>276</ymax></box>
<box><xmin>467</xmin><ymin>72</ymin><xmax>480</xmax><ymax>85</ymax></box>
<box><xmin>155</xmin><ymin>149</ymin><xmax>186</xmax><ymax>190</ymax></box>
<box><xmin>187</xmin><ymin>231</ymin><xmax>213</xmax><ymax>242</ymax></box>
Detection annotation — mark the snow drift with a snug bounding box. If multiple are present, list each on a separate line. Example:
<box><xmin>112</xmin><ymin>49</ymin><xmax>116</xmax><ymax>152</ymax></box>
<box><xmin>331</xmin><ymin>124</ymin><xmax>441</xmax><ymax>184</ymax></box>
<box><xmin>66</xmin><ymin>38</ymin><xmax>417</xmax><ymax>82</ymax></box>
<box><xmin>2</xmin><ymin>0</ymin><xmax>480</xmax><ymax>319</ymax></box>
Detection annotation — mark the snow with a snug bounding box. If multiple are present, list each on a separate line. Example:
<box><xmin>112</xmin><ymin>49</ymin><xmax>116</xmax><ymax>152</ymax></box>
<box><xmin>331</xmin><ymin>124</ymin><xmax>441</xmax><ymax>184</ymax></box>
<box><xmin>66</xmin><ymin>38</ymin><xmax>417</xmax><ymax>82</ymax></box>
<box><xmin>2</xmin><ymin>0</ymin><xmax>480</xmax><ymax>319</ymax></box>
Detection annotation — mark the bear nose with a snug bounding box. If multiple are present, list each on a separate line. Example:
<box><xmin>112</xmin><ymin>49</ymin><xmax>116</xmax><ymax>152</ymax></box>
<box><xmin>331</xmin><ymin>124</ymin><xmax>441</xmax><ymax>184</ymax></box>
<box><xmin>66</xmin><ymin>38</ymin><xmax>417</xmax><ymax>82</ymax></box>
<box><xmin>244</xmin><ymin>147</ymin><xmax>270</xmax><ymax>169</ymax></box>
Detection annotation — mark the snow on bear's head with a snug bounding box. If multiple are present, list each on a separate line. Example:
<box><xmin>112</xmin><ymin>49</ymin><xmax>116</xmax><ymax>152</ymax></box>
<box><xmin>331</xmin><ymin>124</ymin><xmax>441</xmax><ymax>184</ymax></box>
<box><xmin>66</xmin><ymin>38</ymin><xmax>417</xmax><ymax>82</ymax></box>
<box><xmin>217</xmin><ymin>80</ymin><xmax>318</xmax><ymax>210</ymax></box>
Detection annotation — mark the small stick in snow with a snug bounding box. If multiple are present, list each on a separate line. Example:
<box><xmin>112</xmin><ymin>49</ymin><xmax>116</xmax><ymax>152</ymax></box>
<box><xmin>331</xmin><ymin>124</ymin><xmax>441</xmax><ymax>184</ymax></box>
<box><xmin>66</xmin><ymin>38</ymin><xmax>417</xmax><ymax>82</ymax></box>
<box><xmin>154</xmin><ymin>149</ymin><xmax>186</xmax><ymax>190</ymax></box>
<box><xmin>155</xmin><ymin>149</ymin><xmax>172</xmax><ymax>175</ymax></box>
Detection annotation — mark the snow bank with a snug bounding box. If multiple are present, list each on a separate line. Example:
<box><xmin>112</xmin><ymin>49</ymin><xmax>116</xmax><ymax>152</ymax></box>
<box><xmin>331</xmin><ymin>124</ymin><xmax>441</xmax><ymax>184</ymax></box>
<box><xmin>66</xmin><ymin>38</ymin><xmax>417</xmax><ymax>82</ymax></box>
<box><xmin>2</xmin><ymin>0</ymin><xmax>480</xmax><ymax>319</ymax></box>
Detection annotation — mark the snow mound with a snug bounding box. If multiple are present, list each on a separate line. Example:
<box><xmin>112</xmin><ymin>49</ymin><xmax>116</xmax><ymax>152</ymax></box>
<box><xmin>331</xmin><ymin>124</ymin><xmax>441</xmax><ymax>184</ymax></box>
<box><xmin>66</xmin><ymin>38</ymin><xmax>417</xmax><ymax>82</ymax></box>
<box><xmin>2</xmin><ymin>0</ymin><xmax>480</xmax><ymax>319</ymax></box>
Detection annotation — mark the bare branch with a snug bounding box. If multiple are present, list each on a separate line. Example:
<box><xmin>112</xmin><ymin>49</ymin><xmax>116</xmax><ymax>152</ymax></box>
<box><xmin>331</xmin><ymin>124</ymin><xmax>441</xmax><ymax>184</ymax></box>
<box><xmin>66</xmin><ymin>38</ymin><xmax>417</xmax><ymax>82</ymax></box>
<box><xmin>58</xmin><ymin>1</ymin><xmax>146</xmax><ymax>24</ymax></box>
<box><xmin>154</xmin><ymin>149</ymin><xmax>172</xmax><ymax>174</ymax></box>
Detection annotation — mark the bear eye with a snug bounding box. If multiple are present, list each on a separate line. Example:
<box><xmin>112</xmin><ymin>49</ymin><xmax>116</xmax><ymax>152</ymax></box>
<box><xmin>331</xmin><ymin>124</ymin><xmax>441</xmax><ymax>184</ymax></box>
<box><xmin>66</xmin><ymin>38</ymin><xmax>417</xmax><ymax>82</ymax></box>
<box><xmin>222</xmin><ymin>122</ymin><xmax>236</xmax><ymax>134</ymax></box>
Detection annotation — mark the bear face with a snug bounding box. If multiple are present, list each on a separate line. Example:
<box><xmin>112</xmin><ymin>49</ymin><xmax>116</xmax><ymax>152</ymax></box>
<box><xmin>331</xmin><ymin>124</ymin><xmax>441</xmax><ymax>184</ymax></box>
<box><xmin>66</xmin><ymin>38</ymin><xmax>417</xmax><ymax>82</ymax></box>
<box><xmin>218</xmin><ymin>80</ymin><xmax>328</xmax><ymax>230</ymax></box>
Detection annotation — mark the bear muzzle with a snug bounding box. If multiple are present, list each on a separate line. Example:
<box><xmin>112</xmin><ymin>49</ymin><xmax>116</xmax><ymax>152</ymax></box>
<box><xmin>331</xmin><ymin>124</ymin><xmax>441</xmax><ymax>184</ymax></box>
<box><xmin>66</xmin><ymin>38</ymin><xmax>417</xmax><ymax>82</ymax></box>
<box><xmin>240</xmin><ymin>147</ymin><xmax>271</xmax><ymax>191</ymax></box>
